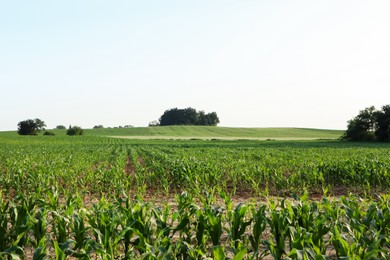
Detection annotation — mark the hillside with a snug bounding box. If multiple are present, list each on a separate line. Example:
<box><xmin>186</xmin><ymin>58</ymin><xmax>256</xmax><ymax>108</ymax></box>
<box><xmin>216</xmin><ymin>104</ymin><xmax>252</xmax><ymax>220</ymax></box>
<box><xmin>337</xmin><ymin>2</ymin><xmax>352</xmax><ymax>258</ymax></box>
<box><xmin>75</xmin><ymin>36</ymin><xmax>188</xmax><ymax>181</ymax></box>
<box><xmin>85</xmin><ymin>126</ymin><xmax>343</xmax><ymax>140</ymax></box>
<box><xmin>0</xmin><ymin>126</ymin><xmax>344</xmax><ymax>140</ymax></box>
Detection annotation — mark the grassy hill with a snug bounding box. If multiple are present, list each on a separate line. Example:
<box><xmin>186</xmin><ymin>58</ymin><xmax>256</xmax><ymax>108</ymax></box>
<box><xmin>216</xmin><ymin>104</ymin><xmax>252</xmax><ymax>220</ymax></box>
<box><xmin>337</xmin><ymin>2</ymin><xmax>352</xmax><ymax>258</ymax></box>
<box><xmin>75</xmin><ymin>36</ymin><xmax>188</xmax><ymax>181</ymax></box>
<box><xmin>85</xmin><ymin>126</ymin><xmax>343</xmax><ymax>140</ymax></box>
<box><xmin>0</xmin><ymin>126</ymin><xmax>344</xmax><ymax>140</ymax></box>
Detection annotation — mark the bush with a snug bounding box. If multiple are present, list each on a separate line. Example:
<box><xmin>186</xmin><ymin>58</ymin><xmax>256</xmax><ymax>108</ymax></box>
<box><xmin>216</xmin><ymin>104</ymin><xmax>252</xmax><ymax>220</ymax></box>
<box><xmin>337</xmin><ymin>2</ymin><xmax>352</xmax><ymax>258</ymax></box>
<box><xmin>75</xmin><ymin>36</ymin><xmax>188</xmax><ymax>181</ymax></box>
<box><xmin>67</xmin><ymin>126</ymin><xmax>84</xmax><ymax>136</ymax></box>
<box><xmin>344</xmin><ymin>105</ymin><xmax>390</xmax><ymax>142</ymax></box>
<box><xmin>17</xmin><ymin>118</ymin><xmax>46</xmax><ymax>135</ymax></box>
<box><xmin>43</xmin><ymin>131</ymin><xmax>55</xmax><ymax>136</ymax></box>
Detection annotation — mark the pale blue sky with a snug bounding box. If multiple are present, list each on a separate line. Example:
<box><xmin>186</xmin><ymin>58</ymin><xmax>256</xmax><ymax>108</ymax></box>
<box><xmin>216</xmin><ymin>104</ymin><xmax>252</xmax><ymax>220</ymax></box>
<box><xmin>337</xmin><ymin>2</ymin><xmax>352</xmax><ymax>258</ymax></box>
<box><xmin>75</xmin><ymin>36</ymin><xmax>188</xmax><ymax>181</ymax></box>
<box><xmin>1</xmin><ymin>1</ymin><xmax>390</xmax><ymax>130</ymax></box>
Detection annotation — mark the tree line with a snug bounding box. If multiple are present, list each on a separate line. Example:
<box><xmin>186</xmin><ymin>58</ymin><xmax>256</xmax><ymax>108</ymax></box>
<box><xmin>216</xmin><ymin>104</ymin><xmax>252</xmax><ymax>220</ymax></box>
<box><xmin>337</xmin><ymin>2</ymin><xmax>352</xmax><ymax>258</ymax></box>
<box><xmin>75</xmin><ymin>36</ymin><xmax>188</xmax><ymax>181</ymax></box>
<box><xmin>343</xmin><ymin>105</ymin><xmax>390</xmax><ymax>141</ymax></box>
<box><xmin>17</xmin><ymin>119</ymin><xmax>83</xmax><ymax>136</ymax></box>
<box><xmin>156</xmin><ymin>107</ymin><xmax>220</xmax><ymax>126</ymax></box>
<box><xmin>16</xmin><ymin>108</ymin><xmax>219</xmax><ymax>136</ymax></box>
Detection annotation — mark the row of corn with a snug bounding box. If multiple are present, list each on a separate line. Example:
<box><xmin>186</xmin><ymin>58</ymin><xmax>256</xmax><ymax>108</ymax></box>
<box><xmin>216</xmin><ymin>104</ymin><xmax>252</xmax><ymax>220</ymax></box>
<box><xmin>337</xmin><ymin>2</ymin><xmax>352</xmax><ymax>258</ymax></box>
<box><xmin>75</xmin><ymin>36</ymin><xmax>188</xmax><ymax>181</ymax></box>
<box><xmin>1</xmin><ymin>191</ymin><xmax>389</xmax><ymax>259</ymax></box>
<box><xmin>1</xmin><ymin>137</ymin><xmax>390</xmax><ymax>199</ymax></box>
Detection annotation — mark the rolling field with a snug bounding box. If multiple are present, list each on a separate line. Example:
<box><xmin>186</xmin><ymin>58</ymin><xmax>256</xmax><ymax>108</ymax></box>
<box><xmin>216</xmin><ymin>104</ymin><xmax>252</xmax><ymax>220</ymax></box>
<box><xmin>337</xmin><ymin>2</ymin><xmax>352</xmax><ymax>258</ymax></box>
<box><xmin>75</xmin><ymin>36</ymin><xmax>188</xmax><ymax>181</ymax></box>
<box><xmin>0</xmin><ymin>126</ymin><xmax>344</xmax><ymax>140</ymax></box>
<box><xmin>87</xmin><ymin>126</ymin><xmax>344</xmax><ymax>140</ymax></box>
<box><xmin>2</xmin><ymin>126</ymin><xmax>343</xmax><ymax>140</ymax></box>
<box><xmin>0</xmin><ymin>128</ymin><xmax>389</xmax><ymax>258</ymax></box>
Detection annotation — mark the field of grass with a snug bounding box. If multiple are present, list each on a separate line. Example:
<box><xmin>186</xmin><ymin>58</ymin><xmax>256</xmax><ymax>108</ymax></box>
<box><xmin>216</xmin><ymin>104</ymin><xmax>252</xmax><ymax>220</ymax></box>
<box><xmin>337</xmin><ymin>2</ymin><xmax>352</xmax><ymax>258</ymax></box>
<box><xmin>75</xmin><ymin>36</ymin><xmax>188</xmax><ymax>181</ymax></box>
<box><xmin>0</xmin><ymin>130</ymin><xmax>388</xmax><ymax>258</ymax></box>
<box><xmin>1</xmin><ymin>126</ymin><xmax>344</xmax><ymax>140</ymax></box>
<box><xmin>10</xmin><ymin>126</ymin><xmax>342</xmax><ymax>140</ymax></box>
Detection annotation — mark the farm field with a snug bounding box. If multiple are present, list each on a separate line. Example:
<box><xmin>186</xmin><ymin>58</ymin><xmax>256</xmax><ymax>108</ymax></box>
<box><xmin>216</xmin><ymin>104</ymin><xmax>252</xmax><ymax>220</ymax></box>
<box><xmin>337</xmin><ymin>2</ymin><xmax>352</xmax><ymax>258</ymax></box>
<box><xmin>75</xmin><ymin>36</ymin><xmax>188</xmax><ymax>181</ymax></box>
<box><xmin>84</xmin><ymin>126</ymin><xmax>343</xmax><ymax>140</ymax></box>
<box><xmin>0</xmin><ymin>129</ymin><xmax>389</xmax><ymax>259</ymax></box>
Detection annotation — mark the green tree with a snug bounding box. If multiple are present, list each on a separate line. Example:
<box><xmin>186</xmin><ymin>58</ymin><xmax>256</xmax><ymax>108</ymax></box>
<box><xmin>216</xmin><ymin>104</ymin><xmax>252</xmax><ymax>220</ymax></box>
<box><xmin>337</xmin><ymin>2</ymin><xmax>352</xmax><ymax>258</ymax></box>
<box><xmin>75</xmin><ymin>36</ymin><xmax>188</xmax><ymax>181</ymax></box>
<box><xmin>159</xmin><ymin>108</ymin><xmax>219</xmax><ymax>126</ymax></box>
<box><xmin>66</xmin><ymin>126</ymin><xmax>84</xmax><ymax>136</ymax></box>
<box><xmin>375</xmin><ymin>105</ymin><xmax>390</xmax><ymax>141</ymax></box>
<box><xmin>34</xmin><ymin>118</ymin><xmax>46</xmax><ymax>130</ymax></box>
<box><xmin>17</xmin><ymin>118</ymin><xmax>46</xmax><ymax>135</ymax></box>
<box><xmin>344</xmin><ymin>105</ymin><xmax>390</xmax><ymax>142</ymax></box>
<box><xmin>343</xmin><ymin>106</ymin><xmax>376</xmax><ymax>141</ymax></box>
<box><xmin>205</xmin><ymin>112</ymin><xmax>220</xmax><ymax>126</ymax></box>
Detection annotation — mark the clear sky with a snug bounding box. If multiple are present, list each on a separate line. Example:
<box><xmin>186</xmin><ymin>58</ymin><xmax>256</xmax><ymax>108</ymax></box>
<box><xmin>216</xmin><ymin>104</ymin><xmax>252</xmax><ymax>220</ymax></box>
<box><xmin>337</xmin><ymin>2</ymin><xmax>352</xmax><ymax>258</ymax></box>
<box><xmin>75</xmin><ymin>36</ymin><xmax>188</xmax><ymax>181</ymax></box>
<box><xmin>1</xmin><ymin>1</ymin><xmax>390</xmax><ymax>131</ymax></box>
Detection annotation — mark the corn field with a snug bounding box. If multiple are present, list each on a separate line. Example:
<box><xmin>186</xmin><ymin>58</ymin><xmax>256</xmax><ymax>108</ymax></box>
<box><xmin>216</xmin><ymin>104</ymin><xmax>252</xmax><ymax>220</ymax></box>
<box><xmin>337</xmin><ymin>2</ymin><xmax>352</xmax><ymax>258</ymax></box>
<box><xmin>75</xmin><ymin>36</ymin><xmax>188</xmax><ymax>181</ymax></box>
<box><xmin>0</xmin><ymin>134</ymin><xmax>389</xmax><ymax>259</ymax></box>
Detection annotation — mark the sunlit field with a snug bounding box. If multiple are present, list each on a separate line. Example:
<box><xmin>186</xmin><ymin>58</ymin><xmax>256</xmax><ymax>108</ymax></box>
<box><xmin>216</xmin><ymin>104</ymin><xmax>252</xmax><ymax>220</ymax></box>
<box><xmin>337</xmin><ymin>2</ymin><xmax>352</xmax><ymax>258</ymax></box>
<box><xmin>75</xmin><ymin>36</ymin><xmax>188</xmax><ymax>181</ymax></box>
<box><xmin>0</xmin><ymin>130</ymin><xmax>389</xmax><ymax>258</ymax></box>
<box><xmin>84</xmin><ymin>126</ymin><xmax>343</xmax><ymax>140</ymax></box>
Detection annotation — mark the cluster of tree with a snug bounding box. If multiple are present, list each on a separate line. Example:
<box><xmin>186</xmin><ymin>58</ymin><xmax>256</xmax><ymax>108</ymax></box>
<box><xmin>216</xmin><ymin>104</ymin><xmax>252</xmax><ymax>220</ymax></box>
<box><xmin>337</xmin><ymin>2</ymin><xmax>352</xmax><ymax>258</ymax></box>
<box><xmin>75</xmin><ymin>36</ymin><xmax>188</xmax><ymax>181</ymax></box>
<box><xmin>343</xmin><ymin>105</ymin><xmax>390</xmax><ymax>141</ymax></box>
<box><xmin>157</xmin><ymin>108</ymin><xmax>220</xmax><ymax>126</ymax></box>
<box><xmin>67</xmin><ymin>125</ymin><xmax>84</xmax><ymax>136</ymax></box>
<box><xmin>17</xmin><ymin>118</ymin><xmax>46</xmax><ymax>135</ymax></box>
<box><xmin>93</xmin><ymin>125</ymin><xmax>133</xmax><ymax>129</ymax></box>
<box><xmin>17</xmin><ymin>119</ymin><xmax>84</xmax><ymax>136</ymax></box>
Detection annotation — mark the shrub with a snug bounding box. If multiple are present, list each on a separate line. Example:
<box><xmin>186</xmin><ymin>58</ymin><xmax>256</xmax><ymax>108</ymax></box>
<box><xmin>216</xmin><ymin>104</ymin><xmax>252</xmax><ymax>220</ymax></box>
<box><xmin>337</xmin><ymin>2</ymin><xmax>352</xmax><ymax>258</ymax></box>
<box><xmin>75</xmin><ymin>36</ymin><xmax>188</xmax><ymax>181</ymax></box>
<box><xmin>17</xmin><ymin>118</ymin><xmax>46</xmax><ymax>135</ymax></box>
<box><xmin>67</xmin><ymin>126</ymin><xmax>84</xmax><ymax>136</ymax></box>
<box><xmin>43</xmin><ymin>131</ymin><xmax>55</xmax><ymax>136</ymax></box>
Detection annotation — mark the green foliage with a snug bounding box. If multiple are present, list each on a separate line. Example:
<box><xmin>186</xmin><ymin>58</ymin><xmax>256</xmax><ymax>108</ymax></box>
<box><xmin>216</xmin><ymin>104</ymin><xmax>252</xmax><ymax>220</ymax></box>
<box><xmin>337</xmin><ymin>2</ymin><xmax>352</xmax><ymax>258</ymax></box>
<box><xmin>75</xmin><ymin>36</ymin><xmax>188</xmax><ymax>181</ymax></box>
<box><xmin>0</xmin><ymin>135</ymin><xmax>389</xmax><ymax>258</ymax></box>
<box><xmin>344</xmin><ymin>105</ymin><xmax>390</xmax><ymax>141</ymax></box>
<box><xmin>66</xmin><ymin>126</ymin><xmax>83</xmax><ymax>136</ymax></box>
<box><xmin>159</xmin><ymin>107</ymin><xmax>220</xmax><ymax>126</ymax></box>
<box><xmin>375</xmin><ymin>105</ymin><xmax>390</xmax><ymax>141</ymax></box>
<box><xmin>43</xmin><ymin>131</ymin><xmax>55</xmax><ymax>136</ymax></box>
<box><xmin>0</xmin><ymin>191</ymin><xmax>388</xmax><ymax>258</ymax></box>
<box><xmin>55</xmin><ymin>125</ymin><xmax>66</xmax><ymax>130</ymax></box>
<box><xmin>17</xmin><ymin>118</ymin><xmax>46</xmax><ymax>135</ymax></box>
<box><xmin>80</xmin><ymin>125</ymin><xmax>343</xmax><ymax>140</ymax></box>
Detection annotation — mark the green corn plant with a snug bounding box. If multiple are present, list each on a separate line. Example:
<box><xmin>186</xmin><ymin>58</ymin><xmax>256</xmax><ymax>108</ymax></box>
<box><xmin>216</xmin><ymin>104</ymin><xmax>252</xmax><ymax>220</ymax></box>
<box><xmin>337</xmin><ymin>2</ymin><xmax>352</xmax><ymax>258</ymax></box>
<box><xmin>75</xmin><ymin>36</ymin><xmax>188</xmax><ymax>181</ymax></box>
<box><xmin>152</xmin><ymin>204</ymin><xmax>171</xmax><ymax>240</ymax></box>
<box><xmin>0</xmin><ymin>246</ymin><xmax>24</xmax><ymax>260</ymax></box>
<box><xmin>200</xmin><ymin>192</ymin><xmax>224</xmax><ymax>248</ymax></box>
<box><xmin>265</xmin><ymin>200</ymin><xmax>289</xmax><ymax>260</ymax></box>
<box><xmin>87</xmin><ymin>201</ymin><xmax>122</xmax><ymax>259</ymax></box>
<box><xmin>52</xmin><ymin>239</ymin><xmax>66</xmax><ymax>260</ymax></box>
<box><xmin>194</xmin><ymin>207</ymin><xmax>208</xmax><ymax>251</ymax></box>
<box><xmin>212</xmin><ymin>245</ymin><xmax>247</xmax><ymax>260</ymax></box>
<box><xmin>46</xmin><ymin>186</ymin><xmax>60</xmax><ymax>211</ymax></box>
<box><xmin>228</xmin><ymin>203</ymin><xmax>252</xmax><ymax>251</ymax></box>
<box><xmin>32</xmin><ymin>237</ymin><xmax>47</xmax><ymax>260</ymax></box>
<box><xmin>376</xmin><ymin>195</ymin><xmax>390</xmax><ymax>238</ymax></box>
<box><xmin>51</xmin><ymin>211</ymin><xmax>70</xmax><ymax>246</ymax></box>
<box><xmin>287</xmin><ymin>226</ymin><xmax>327</xmax><ymax>259</ymax></box>
<box><xmin>344</xmin><ymin>210</ymin><xmax>388</xmax><ymax>258</ymax></box>
<box><xmin>331</xmin><ymin>225</ymin><xmax>356</xmax><ymax>259</ymax></box>
<box><xmin>176</xmin><ymin>241</ymin><xmax>207</xmax><ymax>259</ymax></box>
<box><xmin>116</xmin><ymin>199</ymin><xmax>154</xmax><ymax>256</ymax></box>
<box><xmin>339</xmin><ymin>196</ymin><xmax>389</xmax><ymax>258</ymax></box>
<box><xmin>233</xmin><ymin>247</ymin><xmax>247</xmax><ymax>260</ymax></box>
<box><xmin>129</xmin><ymin>204</ymin><xmax>154</xmax><ymax>255</ymax></box>
<box><xmin>116</xmin><ymin>198</ymin><xmax>136</xmax><ymax>258</ymax></box>
<box><xmin>212</xmin><ymin>245</ymin><xmax>226</xmax><ymax>260</ymax></box>
<box><xmin>172</xmin><ymin>192</ymin><xmax>195</xmax><ymax>244</ymax></box>
<box><xmin>205</xmin><ymin>205</ymin><xmax>224</xmax><ymax>247</ymax></box>
<box><xmin>0</xmin><ymin>198</ymin><xmax>10</xmax><ymax>251</ymax></box>
<box><xmin>151</xmin><ymin>235</ymin><xmax>173</xmax><ymax>259</ymax></box>
<box><xmin>248</xmin><ymin>205</ymin><xmax>267</xmax><ymax>259</ymax></box>
<box><xmin>287</xmin><ymin>195</ymin><xmax>331</xmax><ymax>254</ymax></box>
<box><xmin>71</xmin><ymin>211</ymin><xmax>90</xmax><ymax>251</ymax></box>
<box><xmin>30</xmin><ymin>208</ymin><xmax>48</xmax><ymax>248</ymax></box>
<box><xmin>8</xmin><ymin>199</ymin><xmax>32</xmax><ymax>249</ymax></box>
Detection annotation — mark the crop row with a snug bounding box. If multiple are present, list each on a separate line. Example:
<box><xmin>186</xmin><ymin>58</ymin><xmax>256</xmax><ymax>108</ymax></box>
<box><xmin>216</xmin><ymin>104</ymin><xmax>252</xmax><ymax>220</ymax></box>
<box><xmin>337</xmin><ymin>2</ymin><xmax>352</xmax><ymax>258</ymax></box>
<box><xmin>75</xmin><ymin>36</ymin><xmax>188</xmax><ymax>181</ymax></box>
<box><xmin>1</xmin><ymin>136</ymin><xmax>390</xmax><ymax>200</ymax></box>
<box><xmin>0</xmin><ymin>136</ymin><xmax>390</xmax><ymax>259</ymax></box>
<box><xmin>1</xmin><ymin>192</ymin><xmax>389</xmax><ymax>259</ymax></box>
